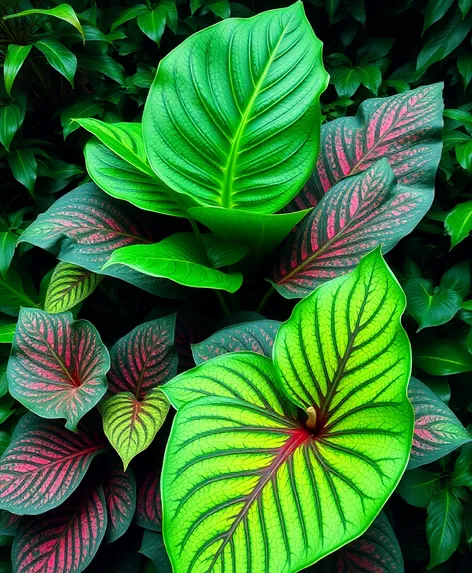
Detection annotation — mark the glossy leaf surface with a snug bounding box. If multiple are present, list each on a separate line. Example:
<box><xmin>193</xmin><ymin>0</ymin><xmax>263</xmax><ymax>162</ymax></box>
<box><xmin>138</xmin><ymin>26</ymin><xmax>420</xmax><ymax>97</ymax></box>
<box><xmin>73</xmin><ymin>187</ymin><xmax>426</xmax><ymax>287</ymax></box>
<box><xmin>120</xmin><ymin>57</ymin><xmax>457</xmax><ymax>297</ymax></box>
<box><xmin>445</xmin><ymin>201</ymin><xmax>472</xmax><ymax>248</ymax></box>
<box><xmin>397</xmin><ymin>468</ymin><xmax>440</xmax><ymax>508</ymax></box>
<box><xmin>143</xmin><ymin>2</ymin><xmax>328</xmax><ymax>213</ymax></box>
<box><xmin>192</xmin><ymin>319</ymin><xmax>280</xmax><ymax>364</ymax></box>
<box><xmin>404</xmin><ymin>277</ymin><xmax>461</xmax><ymax>330</ymax></box>
<box><xmin>34</xmin><ymin>40</ymin><xmax>77</xmax><ymax>87</ymax></box>
<box><xmin>4</xmin><ymin>5</ymin><xmax>85</xmax><ymax>42</ymax></box>
<box><xmin>4</xmin><ymin>45</ymin><xmax>31</xmax><ymax>96</ymax></box>
<box><xmin>273</xmin><ymin>159</ymin><xmax>428</xmax><ymax>298</ymax></box>
<box><xmin>103</xmin><ymin>465</ymin><xmax>136</xmax><ymax>543</ymax></box>
<box><xmin>0</xmin><ymin>413</ymin><xmax>104</xmax><ymax>515</ymax></box>
<box><xmin>426</xmin><ymin>488</ymin><xmax>463</xmax><ymax>569</ymax></box>
<box><xmin>136</xmin><ymin>468</ymin><xmax>162</xmax><ymax>531</ymax></box>
<box><xmin>45</xmin><ymin>262</ymin><xmax>103</xmax><ymax>314</ymax></box>
<box><xmin>8</xmin><ymin>308</ymin><xmax>110</xmax><ymax>430</ymax></box>
<box><xmin>413</xmin><ymin>340</ymin><xmax>472</xmax><ymax>375</ymax></box>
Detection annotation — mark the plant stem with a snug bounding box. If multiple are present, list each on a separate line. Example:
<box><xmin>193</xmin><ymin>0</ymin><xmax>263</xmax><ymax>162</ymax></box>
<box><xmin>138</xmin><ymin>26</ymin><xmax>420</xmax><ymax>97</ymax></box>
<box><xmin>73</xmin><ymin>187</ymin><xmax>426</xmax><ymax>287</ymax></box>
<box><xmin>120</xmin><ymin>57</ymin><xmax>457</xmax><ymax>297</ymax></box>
<box><xmin>216</xmin><ymin>291</ymin><xmax>230</xmax><ymax>316</ymax></box>
<box><xmin>256</xmin><ymin>286</ymin><xmax>274</xmax><ymax>314</ymax></box>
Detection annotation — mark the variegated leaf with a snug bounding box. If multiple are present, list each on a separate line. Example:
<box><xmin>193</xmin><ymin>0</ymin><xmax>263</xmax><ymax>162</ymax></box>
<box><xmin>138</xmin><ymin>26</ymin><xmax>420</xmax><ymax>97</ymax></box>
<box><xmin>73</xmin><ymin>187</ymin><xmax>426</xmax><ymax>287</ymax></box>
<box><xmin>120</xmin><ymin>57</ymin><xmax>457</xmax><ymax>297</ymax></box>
<box><xmin>45</xmin><ymin>262</ymin><xmax>103</xmax><ymax>313</ymax></box>
<box><xmin>103</xmin><ymin>464</ymin><xmax>136</xmax><ymax>543</ymax></box>
<box><xmin>136</xmin><ymin>468</ymin><xmax>162</xmax><ymax>532</ymax></box>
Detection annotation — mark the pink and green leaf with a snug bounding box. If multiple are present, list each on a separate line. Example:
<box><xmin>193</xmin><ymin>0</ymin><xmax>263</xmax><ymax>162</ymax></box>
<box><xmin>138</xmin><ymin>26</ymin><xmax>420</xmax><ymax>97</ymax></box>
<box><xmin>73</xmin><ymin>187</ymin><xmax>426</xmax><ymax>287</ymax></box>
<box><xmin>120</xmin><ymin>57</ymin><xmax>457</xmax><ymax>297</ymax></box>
<box><xmin>0</xmin><ymin>509</ymin><xmax>21</xmax><ymax>536</ymax></box>
<box><xmin>191</xmin><ymin>319</ymin><xmax>281</xmax><ymax>364</ymax></box>
<box><xmin>272</xmin><ymin>159</ymin><xmax>429</xmax><ymax>298</ymax></box>
<box><xmin>0</xmin><ymin>412</ymin><xmax>105</xmax><ymax>515</ymax></box>
<box><xmin>103</xmin><ymin>464</ymin><xmax>136</xmax><ymax>543</ymax></box>
<box><xmin>136</xmin><ymin>468</ymin><xmax>162</xmax><ymax>532</ymax></box>
<box><xmin>12</xmin><ymin>484</ymin><xmax>107</xmax><ymax>573</ymax></box>
<box><xmin>407</xmin><ymin>377</ymin><xmax>471</xmax><ymax>469</ymax></box>
<box><xmin>8</xmin><ymin>308</ymin><xmax>110</xmax><ymax>431</ymax></box>
<box><xmin>18</xmin><ymin>183</ymin><xmax>183</xmax><ymax>299</ymax></box>
<box><xmin>107</xmin><ymin>315</ymin><xmax>178</xmax><ymax>398</ymax></box>
<box><xmin>288</xmin><ymin>83</ymin><xmax>444</xmax><ymax>211</ymax></box>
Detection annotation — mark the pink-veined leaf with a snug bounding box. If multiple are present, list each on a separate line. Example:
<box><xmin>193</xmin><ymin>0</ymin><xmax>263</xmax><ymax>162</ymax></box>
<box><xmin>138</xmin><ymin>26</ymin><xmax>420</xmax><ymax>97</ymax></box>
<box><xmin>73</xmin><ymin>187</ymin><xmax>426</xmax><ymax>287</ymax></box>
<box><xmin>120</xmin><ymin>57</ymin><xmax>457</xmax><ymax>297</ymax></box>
<box><xmin>0</xmin><ymin>412</ymin><xmax>105</xmax><ymax>515</ymax></box>
<box><xmin>272</xmin><ymin>159</ymin><xmax>429</xmax><ymax>298</ymax></box>
<box><xmin>18</xmin><ymin>183</ymin><xmax>184</xmax><ymax>299</ymax></box>
<box><xmin>192</xmin><ymin>319</ymin><xmax>281</xmax><ymax>364</ymax></box>
<box><xmin>136</xmin><ymin>468</ymin><xmax>162</xmax><ymax>532</ymax></box>
<box><xmin>107</xmin><ymin>315</ymin><xmax>178</xmax><ymax>397</ymax></box>
<box><xmin>311</xmin><ymin>511</ymin><xmax>403</xmax><ymax>572</ymax></box>
<box><xmin>12</xmin><ymin>484</ymin><xmax>107</xmax><ymax>573</ymax></box>
<box><xmin>103</xmin><ymin>463</ymin><xmax>136</xmax><ymax>543</ymax></box>
<box><xmin>288</xmin><ymin>83</ymin><xmax>443</xmax><ymax>211</ymax></box>
<box><xmin>0</xmin><ymin>509</ymin><xmax>21</xmax><ymax>536</ymax></box>
<box><xmin>408</xmin><ymin>377</ymin><xmax>471</xmax><ymax>469</ymax></box>
<box><xmin>8</xmin><ymin>308</ymin><xmax>110</xmax><ymax>431</ymax></box>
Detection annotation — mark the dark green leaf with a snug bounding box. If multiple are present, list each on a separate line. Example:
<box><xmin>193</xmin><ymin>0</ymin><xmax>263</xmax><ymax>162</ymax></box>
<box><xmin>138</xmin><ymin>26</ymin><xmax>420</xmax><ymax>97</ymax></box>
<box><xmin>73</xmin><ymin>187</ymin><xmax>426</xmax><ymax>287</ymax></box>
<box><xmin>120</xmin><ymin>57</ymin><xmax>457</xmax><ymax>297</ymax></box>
<box><xmin>111</xmin><ymin>5</ymin><xmax>149</xmax><ymax>30</ymax></box>
<box><xmin>78</xmin><ymin>55</ymin><xmax>125</xmax><ymax>85</ymax></box>
<box><xmin>414</xmin><ymin>341</ymin><xmax>472</xmax><ymax>375</ymax></box>
<box><xmin>0</xmin><ymin>104</ymin><xmax>23</xmax><ymax>152</ymax></box>
<box><xmin>208</xmin><ymin>1</ymin><xmax>231</xmax><ymax>19</ymax></box>
<box><xmin>440</xmin><ymin>261</ymin><xmax>470</xmax><ymax>299</ymax></box>
<box><xmin>445</xmin><ymin>201</ymin><xmax>472</xmax><ymax>248</ymax></box>
<box><xmin>0</xmin><ymin>233</ymin><xmax>16</xmax><ymax>277</ymax></box>
<box><xmin>0</xmin><ymin>269</ymin><xmax>38</xmax><ymax>316</ymax></box>
<box><xmin>7</xmin><ymin>149</ymin><xmax>37</xmax><ymax>194</ymax></box>
<box><xmin>3</xmin><ymin>45</ymin><xmax>31</xmax><ymax>96</ymax></box>
<box><xmin>358</xmin><ymin>65</ymin><xmax>382</xmax><ymax>94</ymax></box>
<box><xmin>459</xmin><ymin>0</ymin><xmax>472</xmax><ymax>18</ymax></box>
<box><xmin>452</xmin><ymin>444</ymin><xmax>472</xmax><ymax>488</ymax></box>
<box><xmin>356</xmin><ymin>38</ymin><xmax>394</xmax><ymax>65</ymax></box>
<box><xmin>397</xmin><ymin>469</ymin><xmax>441</xmax><ymax>508</ymax></box>
<box><xmin>333</xmin><ymin>67</ymin><xmax>361</xmax><ymax>97</ymax></box>
<box><xmin>457</xmin><ymin>141</ymin><xmax>472</xmax><ymax>174</ymax></box>
<box><xmin>458</xmin><ymin>53</ymin><xmax>472</xmax><ymax>89</ymax></box>
<box><xmin>423</xmin><ymin>0</ymin><xmax>454</xmax><ymax>32</ymax></box>
<box><xmin>404</xmin><ymin>277</ymin><xmax>461</xmax><ymax>329</ymax></box>
<box><xmin>427</xmin><ymin>488</ymin><xmax>463</xmax><ymax>569</ymax></box>
<box><xmin>34</xmin><ymin>40</ymin><xmax>77</xmax><ymax>87</ymax></box>
<box><xmin>139</xmin><ymin>531</ymin><xmax>171</xmax><ymax>573</ymax></box>
<box><xmin>61</xmin><ymin>98</ymin><xmax>103</xmax><ymax>139</ymax></box>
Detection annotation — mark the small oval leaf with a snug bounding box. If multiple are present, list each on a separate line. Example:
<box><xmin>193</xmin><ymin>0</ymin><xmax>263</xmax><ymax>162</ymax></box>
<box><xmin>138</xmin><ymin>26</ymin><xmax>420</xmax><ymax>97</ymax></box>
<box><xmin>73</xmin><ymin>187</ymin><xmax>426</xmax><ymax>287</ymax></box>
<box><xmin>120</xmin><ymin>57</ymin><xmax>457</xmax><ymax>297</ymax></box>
<box><xmin>45</xmin><ymin>262</ymin><xmax>103</xmax><ymax>313</ymax></box>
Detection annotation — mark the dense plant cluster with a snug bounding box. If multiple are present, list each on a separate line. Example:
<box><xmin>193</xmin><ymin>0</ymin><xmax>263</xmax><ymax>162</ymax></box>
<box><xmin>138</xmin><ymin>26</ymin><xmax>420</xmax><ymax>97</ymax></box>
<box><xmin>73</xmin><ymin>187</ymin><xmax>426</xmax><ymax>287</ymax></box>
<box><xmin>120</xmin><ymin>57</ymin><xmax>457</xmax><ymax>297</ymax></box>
<box><xmin>0</xmin><ymin>1</ymin><xmax>471</xmax><ymax>572</ymax></box>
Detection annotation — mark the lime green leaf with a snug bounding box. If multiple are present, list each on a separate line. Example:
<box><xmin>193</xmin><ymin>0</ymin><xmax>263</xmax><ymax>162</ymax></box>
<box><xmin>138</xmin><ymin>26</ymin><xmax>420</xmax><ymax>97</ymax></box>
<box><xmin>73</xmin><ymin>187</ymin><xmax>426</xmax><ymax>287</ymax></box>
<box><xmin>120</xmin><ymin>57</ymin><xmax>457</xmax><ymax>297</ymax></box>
<box><xmin>161</xmin><ymin>249</ymin><xmax>413</xmax><ymax>572</ymax></box>
<box><xmin>7</xmin><ymin>149</ymin><xmax>36</xmax><ymax>194</ymax></box>
<box><xmin>0</xmin><ymin>232</ymin><xmax>16</xmax><ymax>277</ymax></box>
<box><xmin>45</xmin><ymin>262</ymin><xmax>103</xmax><ymax>314</ymax></box>
<box><xmin>104</xmin><ymin>233</ymin><xmax>245</xmax><ymax>293</ymax></box>
<box><xmin>4</xmin><ymin>5</ymin><xmax>84</xmax><ymax>43</ymax></box>
<box><xmin>111</xmin><ymin>5</ymin><xmax>149</xmax><ymax>30</ymax></box>
<box><xmin>137</xmin><ymin>2</ymin><xmax>177</xmax><ymax>44</ymax></box>
<box><xmin>427</xmin><ymin>488</ymin><xmax>463</xmax><ymax>569</ymax></box>
<box><xmin>404</xmin><ymin>277</ymin><xmax>461</xmax><ymax>330</ymax></box>
<box><xmin>189</xmin><ymin>206</ymin><xmax>311</xmax><ymax>255</ymax></box>
<box><xmin>423</xmin><ymin>0</ymin><xmax>454</xmax><ymax>32</ymax></box>
<box><xmin>101</xmin><ymin>388</ymin><xmax>169</xmax><ymax>470</ymax></box>
<box><xmin>445</xmin><ymin>201</ymin><xmax>472</xmax><ymax>248</ymax></box>
<box><xmin>143</xmin><ymin>2</ymin><xmax>328</xmax><ymax>213</ymax></box>
<box><xmin>4</xmin><ymin>45</ymin><xmax>31</xmax><ymax>96</ymax></box>
<box><xmin>397</xmin><ymin>469</ymin><xmax>441</xmax><ymax>508</ymax></box>
<box><xmin>0</xmin><ymin>103</ymin><xmax>24</xmax><ymax>152</ymax></box>
<box><xmin>34</xmin><ymin>40</ymin><xmax>77</xmax><ymax>87</ymax></box>
<box><xmin>414</xmin><ymin>341</ymin><xmax>472</xmax><ymax>375</ymax></box>
<box><xmin>0</xmin><ymin>322</ymin><xmax>16</xmax><ymax>344</ymax></box>
<box><xmin>458</xmin><ymin>53</ymin><xmax>472</xmax><ymax>89</ymax></box>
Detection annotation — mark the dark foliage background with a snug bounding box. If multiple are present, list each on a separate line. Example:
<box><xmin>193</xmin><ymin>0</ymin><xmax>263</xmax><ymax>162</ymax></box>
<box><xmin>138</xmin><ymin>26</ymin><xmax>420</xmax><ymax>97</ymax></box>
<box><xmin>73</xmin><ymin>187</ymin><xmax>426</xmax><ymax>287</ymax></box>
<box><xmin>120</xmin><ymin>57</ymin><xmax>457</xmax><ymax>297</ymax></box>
<box><xmin>0</xmin><ymin>0</ymin><xmax>471</xmax><ymax>571</ymax></box>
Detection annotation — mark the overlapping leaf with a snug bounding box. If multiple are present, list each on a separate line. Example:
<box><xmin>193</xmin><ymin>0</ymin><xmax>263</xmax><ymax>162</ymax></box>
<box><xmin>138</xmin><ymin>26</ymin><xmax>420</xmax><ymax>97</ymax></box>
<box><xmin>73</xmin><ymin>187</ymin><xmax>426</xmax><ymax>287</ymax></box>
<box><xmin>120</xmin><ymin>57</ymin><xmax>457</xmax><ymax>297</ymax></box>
<box><xmin>143</xmin><ymin>2</ymin><xmax>328</xmax><ymax>213</ymax></box>
<box><xmin>12</xmin><ymin>484</ymin><xmax>107</xmax><ymax>573</ymax></box>
<box><xmin>288</xmin><ymin>83</ymin><xmax>444</xmax><ymax>211</ymax></box>
<box><xmin>103</xmin><ymin>464</ymin><xmax>136</xmax><ymax>543</ymax></box>
<box><xmin>161</xmin><ymin>249</ymin><xmax>413</xmax><ymax>572</ymax></box>
<box><xmin>273</xmin><ymin>159</ymin><xmax>429</xmax><ymax>298</ymax></box>
<box><xmin>136</xmin><ymin>468</ymin><xmax>162</xmax><ymax>531</ymax></box>
<box><xmin>0</xmin><ymin>413</ymin><xmax>105</xmax><ymax>515</ymax></box>
<box><xmin>192</xmin><ymin>319</ymin><xmax>280</xmax><ymax>364</ymax></box>
<box><xmin>8</xmin><ymin>308</ymin><xmax>110</xmax><ymax>430</ymax></box>
<box><xmin>45</xmin><ymin>262</ymin><xmax>103</xmax><ymax>313</ymax></box>
<box><xmin>19</xmin><ymin>183</ymin><xmax>183</xmax><ymax>298</ymax></box>
<box><xmin>407</xmin><ymin>377</ymin><xmax>471</xmax><ymax>469</ymax></box>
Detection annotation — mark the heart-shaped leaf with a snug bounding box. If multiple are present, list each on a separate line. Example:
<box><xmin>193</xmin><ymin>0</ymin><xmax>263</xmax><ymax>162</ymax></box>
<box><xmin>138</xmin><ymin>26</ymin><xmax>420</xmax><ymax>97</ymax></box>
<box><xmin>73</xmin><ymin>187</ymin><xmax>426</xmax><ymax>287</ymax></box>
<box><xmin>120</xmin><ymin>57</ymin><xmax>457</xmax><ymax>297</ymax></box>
<box><xmin>103</xmin><ymin>464</ymin><xmax>136</xmax><ymax>543</ymax></box>
<box><xmin>397</xmin><ymin>468</ymin><xmax>441</xmax><ymax>508</ymax></box>
<box><xmin>288</xmin><ymin>83</ymin><xmax>443</xmax><ymax>211</ymax></box>
<box><xmin>45</xmin><ymin>262</ymin><xmax>103</xmax><ymax>314</ymax></box>
<box><xmin>12</xmin><ymin>484</ymin><xmax>107</xmax><ymax>573</ymax></box>
<box><xmin>192</xmin><ymin>319</ymin><xmax>280</xmax><ymax>364</ymax></box>
<box><xmin>161</xmin><ymin>249</ymin><xmax>413</xmax><ymax>572</ymax></box>
<box><xmin>136</xmin><ymin>468</ymin><xmax>162</xmax><ymax>531</ymax></box>
<box><xmin>8</xmin><ymin>308</ymin><xmax>110</xmax><ymax>430</ymax></box>
<box><xmin>407</xmin><ymin>377</ymin><xmax>471</xmax><ymax>469</ymax></box>
<box><xmin>101</xmin><ymin>389</ymin><xmax>169</xmax><ymax>469</ymax></box>
<box><xmin>143</xmin><ymin>2</ymin><xmax>328</xmax><ymax>213</ymax></box>
<box><xmin>0</xmin><ymin>412</ymin><xmax>105</xmax><ymax>515</ymax></box>
<box><xmin>273</xmin><ymin>159</ymin><xmax>429</xmax><ymax>298</ymax></box>
<box><xmin>19</xmin><ymin>183</ymin><xmax>183</xmax><ymax>298</ymax></box>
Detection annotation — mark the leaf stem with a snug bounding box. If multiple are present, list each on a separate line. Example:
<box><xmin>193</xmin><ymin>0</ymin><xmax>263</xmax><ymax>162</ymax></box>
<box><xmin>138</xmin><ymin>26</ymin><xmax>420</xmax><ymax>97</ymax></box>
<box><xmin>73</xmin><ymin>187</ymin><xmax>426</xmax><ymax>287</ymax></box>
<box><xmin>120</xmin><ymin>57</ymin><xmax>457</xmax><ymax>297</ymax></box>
<box><xmin>256</xmin><ymin>286</ymin><xmax>274</xmax><ymax>314</ymax></box>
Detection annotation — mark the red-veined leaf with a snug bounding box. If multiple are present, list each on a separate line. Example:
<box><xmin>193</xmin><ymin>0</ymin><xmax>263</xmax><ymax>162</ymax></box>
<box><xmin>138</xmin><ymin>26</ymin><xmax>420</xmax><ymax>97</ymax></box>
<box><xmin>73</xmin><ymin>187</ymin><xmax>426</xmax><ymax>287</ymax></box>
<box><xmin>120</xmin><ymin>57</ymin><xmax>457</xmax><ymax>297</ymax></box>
<box><xmin>107</xmin><ymin>315</ymin><xmax>178</xmax><ymax>397</ymax></box>
<box><xmin>18</xmin><ymin>183</ymin><xmax>184</xmax><ymax>298</ymax></box>
<box><xmin>12</xmin><ymin>484</ymin><xmax>107</xmax><ymax>573</ymax></box>
<box><xmin>408</xmin><ymin>377</ymin><xmax>471</xmax><ymax>469</ymax></box>
<box><xmin>288</xmin><ymin>83</ymin><xmax>444</xmax><ymax>211</ymax></box>
<box><xmin>8</xmin><ymin>308</ymin><xmax>110</xmax><ymax>431</ymax></box>
<box><xmin>272</xmin><ymin>159</ymin><xmax>428</xmax><ymax>298</ymax></box>
<box><xmin>103</xmin><ymin>464</ymin><xmax>136</xmax><ymax>543</ymax></box>
<box><xmin>0</xmin><ymin>412</ymin><xmax>105</xmax><ymax>515</ymax></box>
<box><xmin>192</xmin><ymin>319</ymin><xmax>281</xmax><ymax>364</ymax></box>
<box><xmin>136</xmin><ymin>468</ymin><xmax>162</xmax><ymax>532</ymax></box>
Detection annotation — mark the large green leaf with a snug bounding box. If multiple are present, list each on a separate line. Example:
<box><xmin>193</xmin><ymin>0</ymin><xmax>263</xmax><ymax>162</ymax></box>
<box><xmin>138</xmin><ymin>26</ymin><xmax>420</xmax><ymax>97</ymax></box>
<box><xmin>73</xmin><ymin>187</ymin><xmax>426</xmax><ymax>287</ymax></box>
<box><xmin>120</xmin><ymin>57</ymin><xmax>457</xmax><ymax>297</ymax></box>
<box><xmin>143</xmin><ymin>2</ymin><xmax>328</xmax><ymax>213</ymax></box>
<box><xmin>3</xmin><ymin>45</ymin><xmax>31</xmax><ymax>96</ymax></box>
<box><xmin>160</xmin><ymin>249</ymin><xmax>413</xmax><ymax>572</ymax></box>
<box><xmin>445</xmin><ymin>201</ymin><xmax>472</xmax><ymax>248</ymax></box>
<box><xmin>427</xmin><ymin>488</ymin><xmax>463</xmax><ymax>568</ymax></box>
<box><xmin>414</xmin><ymin>340</ymin><xmax>472</xmax><ymax>375</ymax></box>
<box><xmin>34</xmin><ymin>40</ymin><xmax>77</xmax><ymax>87</ymax></box>
<box><xmin>423</xmin><ymin>0</ymin><xmax>454</xmax><ymax>32</ymax></box>
<box><xmin>76</xmin><ymin>120</ymin><xmax>191</xmax><ymax>217</ymax></box>
<box><xmin>104</xmin><ymin>232</ymin><xmax>246</xmax><ymax>293</ymax></box>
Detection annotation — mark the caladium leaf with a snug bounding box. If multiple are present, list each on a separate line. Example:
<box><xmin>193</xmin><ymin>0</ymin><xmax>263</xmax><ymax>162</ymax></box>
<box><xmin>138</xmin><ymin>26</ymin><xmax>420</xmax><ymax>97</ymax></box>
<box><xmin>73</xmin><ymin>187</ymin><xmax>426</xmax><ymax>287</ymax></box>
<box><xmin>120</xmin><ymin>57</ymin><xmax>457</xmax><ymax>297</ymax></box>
<box><xmin>101</xmin><ymin>388</ymin><xmax>169</xmax><ymax>469</ymax></box>
<box><xmin>45</xmin><ymin>262</ymin><xmax>103</xmax><ymax>313</ymax></box>
<box><xmin>8</xmin><ymin>308</ymin><xmax>110</xmax><ymax>431</ymax></box>
<box><xmin>136</xmin><ymin>468</ymin><xmax>162</xmax><ymax>531</ymax></box>
<box><xmin>19</xmin><ymin>183</ymin><xmax>184</xmax><ymax>299</ymax></box>
<box><xmin>107</xmin><ymin>315</ymin><xmax>178</xmax><ymax>397</ymax></box>
<box><xmin>272</xmin><ymin>159</ymin><xmax>429</xmax><ymax>298</ymax></box>
<box><xmin>288</xmin><ymin>83</ymin><xmax>444</xmax><ymax>211</ymax></box>
<box><xmin>0</xmin><ymin>510</ymin><xmax>21</xmax><ymax>536</ymax></box>
<box><xmin>312</xmin><ymin>512</ymin><xmax>404</xmax><ymax>572</ymax></box>
<box><xmin>161</xmin><ymin>249</ymin><xmax>413</xmax><ymax>572</ymax></box>
<box><xmin>103</xmin><ymin>464</ymin><xmax>136</xmax><ymax>543</ymax></box>
<box><xmin>0</xmin><ymin>412</ymin><xmax>105</xmax><ymax>515</ymax></box>
<box><xmin>192</xmin><ymin>319</ymin><xmax>280</xmax><ymax>364</ymax></box>
<box><xmin>12</xmin><ymin>484</ymin><xmax>107</xmax><ymax>573</ymax></box>
<box><xmin>407</xmin><ymin>377</ymin><xmax>471</xmax><ymax>469</ymax></box>
<box><xmin>143</xmin><ymin>2</ymin><xmax>328</xmax><ymax>213</ymax></box>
